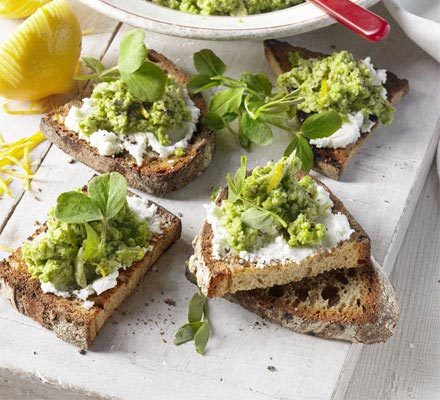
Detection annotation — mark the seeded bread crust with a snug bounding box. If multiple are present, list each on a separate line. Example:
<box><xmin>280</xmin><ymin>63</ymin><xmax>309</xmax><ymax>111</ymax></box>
<box><xmin>40</xmin><ymin>49</ymin><xmax>215</xmax><ymax>195</ymax></box>
<box><xmin>189</xmin><ymin>176</ymin><xmax>370</xmax><ymax>298</ymax></box>
<box><xmin>0</xmin><ymin>198</ymin><xmax>181</xmax><ymax>349</ymax></box>
<box><xmin>264</xmin><ymin>39</ymin><xmax>409</xmax><ymax>180</ymax></box>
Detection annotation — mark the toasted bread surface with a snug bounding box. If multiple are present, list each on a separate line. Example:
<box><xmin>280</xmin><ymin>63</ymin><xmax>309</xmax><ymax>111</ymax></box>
<box><xmin>264</xmin><ymin>39</ymin><xmax>409</xmax><ymax>180</ymax></box>
<box><xmin>0</xmin><ymin>199</ymin><xmax>181</xmax><ymax>349</ymax></box>
<box><xmin>189</xmin><ymin>177</ymin><xmax>370</xmax><ymax>298</ymax></box>
<box><xmin>40</xmin><ymin>50</ymin><xmax>215</xmax><ymax>195</ymax></box>
<box><xmin>225</xmin><ymin>259</ymin><xmax>399</xmax><ymax>344</ymax></box>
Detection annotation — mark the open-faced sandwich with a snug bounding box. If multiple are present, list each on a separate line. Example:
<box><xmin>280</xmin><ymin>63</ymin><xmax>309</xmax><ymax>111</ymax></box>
<box><xmin>188</xmin><ymin>155</ymin><xmax>398</xmax><ymax>343</ymax></box>
<box><xmin>0</xmin><ymin>173</ymin><xmax>181</xmax><ymax>348</ymax></box>
<box><xmin>265</xmin><ymin>39</ymin><xmax>409</xmax><ymax>179</ymax></box>
<box><xmin>41</xmin><ymin>30</ymin><xmax>214</xmax><ymax>195</ymax></box>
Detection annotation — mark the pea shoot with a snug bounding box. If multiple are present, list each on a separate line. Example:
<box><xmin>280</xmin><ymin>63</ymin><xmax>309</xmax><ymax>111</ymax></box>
<box><xmin>187</xmin><ymin>49</ymin><xmax>342</xmax><ymax>172</ymax></box>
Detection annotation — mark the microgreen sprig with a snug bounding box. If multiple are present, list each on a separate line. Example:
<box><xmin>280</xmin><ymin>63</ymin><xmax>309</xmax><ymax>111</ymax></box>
<box><xmin>75</xmin><ymin>29</ymin><xmax>167</xmax><ymax>102</ymax></box>
<box><xmin>187</xmin><ymin>49</ymin><xmax>342</xmax><ymax>172</ymax></box>
<box><xmin>175</xmin><ymin>291</ymin><xmax>211</xmax><ymax>355</ymax></box>
<box><xmin>54</xmin><ymin>172</ymin><xmax>127</xmax><ymax>288</ymax></box>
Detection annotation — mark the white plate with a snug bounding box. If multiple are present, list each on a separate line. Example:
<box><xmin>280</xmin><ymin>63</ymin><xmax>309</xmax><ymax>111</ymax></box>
<box><xmin>78</xmin><ymin>0</ymin><xmax>380</xmax><ymax>40</ymax></box>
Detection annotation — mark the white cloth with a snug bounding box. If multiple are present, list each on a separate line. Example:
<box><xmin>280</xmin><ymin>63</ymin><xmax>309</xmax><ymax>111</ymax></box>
<box><xmin>383</xmin><ymin>0</ymin><xmax>440</xmax><ymax>178</ymax></box>
<box><xmin>383</xmin><ymin>0</ymin><xmax>440</xmax><ymax>63</ymax></box>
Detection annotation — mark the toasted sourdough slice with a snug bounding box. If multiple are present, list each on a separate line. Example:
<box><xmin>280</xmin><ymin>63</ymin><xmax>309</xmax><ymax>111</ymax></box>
<box><xmin>0</xmin><ymin>196</ymin><xmax>181</xmax><ymax>349</ymax></box>
<box><xmin>40</xmin><ymin>50</ymin><xmax>215</xmax><ymax>195</ymax></box>
<box><xmin>187</xmin><ymin>258</ymin><xmax>398</xmax><ymax>344</ymax></box>
<box><xmin>189</xmin><ymin>176</ymin><xmax>370</xmax><ymax>298</ymax></box>
<box><xmin>264</xmin><ymin>39</ymin><xmax>409</xmax><ymax>180</ymax></box>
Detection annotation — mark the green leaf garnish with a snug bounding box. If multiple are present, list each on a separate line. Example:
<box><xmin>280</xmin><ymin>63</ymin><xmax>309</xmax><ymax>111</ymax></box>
<box><xmin>300</xmin><ymin>110</ymin><xmax>342</xmax><ymax>139</ymax></box>
<box><xmin>226</xmin><ymin>156</ymin><xmax>247</xmax><ymax>203</ymax></box>
<box><xmin>240</xmin><ymin>73</ymin><xmax>272</xmax><ymax>97</ymax></box>
<box><xmin>188</xmin><ymin>292</ymin><xmax>205</xmax><ymax>323</ymax></box>
<box><xmin>175</xmin><ymin>291</ymin><xmax>211</xmax><ymax>355</ymax></box>
<box><xmin>121</xmin><ymin>61</ymin><xmax>167</xmax><ymax>102</ymax></box>
<box><xmin>55</xmin><ymin>192</ymin><xmax>103</xmax><ymax>224</ymax></box>
<box><xmin>83</xmin><ymin>222</ymin><xmax>101</xmax><ymax>261</ymax></box>
<box><xmin>193</xmin><ymin>49</ymin><xmax>226</xmax><ymax>77</ymax></box>
<box><xmin>240</xmin><ymin>114</ymin><xmax>273</xmax><ymax>146</ymax></box>
<box><xmin>209</xmin><ymin>87</ymin><xmax>244</xmax><ymax>117</ymax></box>
<box><xmin>295</xmin><ymin>135</ymin><xmax>314</xmax><ymax>172</ymax></box>
<box><xmin>88</xmin><ymin>172</ymin><xmax>127</xmax><ymax>220</ymax></box>
<box><xmin>118</xmin><ymin>29</ymin><xmax>148</xmax><ymax>74</ymax></box>
<box><xmin>203</xmin><ymin>111</ymin><xmax>225</xmax><ymax>131</ymax></box>
<box><xmin>83</xmin><ymin>57</ymin><xmax>105</xmax><ymax>75</ymax></box>
<box><xmin>241</xmin><ymin>207</ymin><xmax>275</xmax><ymax>231</ymax></box>
<box><xmin>187</xmin><ymin>74</ymin><xmax>219</xmax><ymax>94</ymax></box>
<box><xmin>174</xmin><ymin>322</ymin><xmax>203</xmax><ymax>345</ymax></box>
<box><xmin>194</xmin><ymin>320</ymin><xmax>211</xmax><ymax>355</ymax></box>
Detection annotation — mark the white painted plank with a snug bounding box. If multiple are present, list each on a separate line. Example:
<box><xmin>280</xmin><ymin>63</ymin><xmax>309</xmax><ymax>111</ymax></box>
<box><xmin>0</xmin><ymin>0</ymin><xmax>120</xmax><ymax>229</ymax></box>
<box><xmin>345</xmin><ymin>164</ymin><xmax>440</xmax><ymax>400</ymax></box>
<box><xmin>0</xmin><ymin>3</ymin><xmax>439</xmax><ymax>400</ymax></box>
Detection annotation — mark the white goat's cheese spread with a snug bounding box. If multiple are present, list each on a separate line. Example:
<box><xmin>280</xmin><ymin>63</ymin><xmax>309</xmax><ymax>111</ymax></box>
<box><xmin>206</xmin><ymin>184</ymin><xmax>354</xmax><ymax>267</ymax></box>
<box><xmin>64</xmin><ymin>90</ymin><xmax>200</xmax><ymax>165</ymax></box>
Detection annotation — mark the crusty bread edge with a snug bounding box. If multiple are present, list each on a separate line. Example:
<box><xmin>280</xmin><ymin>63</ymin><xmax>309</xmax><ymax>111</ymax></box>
<box><xmin>40</xmin><ymin>49</ymin><xmax>215</xmax><ymax>196</ymax></box>
<box><xmin>0</xmin><ymin>201</ymin><xmax>181</xmax><ymax>349</ymax></box>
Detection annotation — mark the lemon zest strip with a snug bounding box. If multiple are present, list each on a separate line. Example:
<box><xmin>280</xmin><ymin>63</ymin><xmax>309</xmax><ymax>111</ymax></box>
<box><xmin>0</xmin><ymin>244</ymin><xmax>14</xmax><ymax>253</ymax></box>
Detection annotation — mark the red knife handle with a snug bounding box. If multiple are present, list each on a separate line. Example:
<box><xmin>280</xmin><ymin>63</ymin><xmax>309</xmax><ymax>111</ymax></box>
<box><xmin>309</xmin><ymin>0</ymin><xmax>390</xmax><ymax>41</ymax></box>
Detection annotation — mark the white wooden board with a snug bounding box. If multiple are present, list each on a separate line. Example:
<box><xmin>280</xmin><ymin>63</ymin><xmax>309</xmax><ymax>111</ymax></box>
<box><xmin>0</xmin><ymin>3</ymin><xmax>439</xmax><ymax>399</ymax></box>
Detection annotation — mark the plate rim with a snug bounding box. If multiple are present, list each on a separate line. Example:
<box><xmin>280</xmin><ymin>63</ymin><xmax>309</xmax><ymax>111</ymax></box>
<box><xmin>78</xmin><ymin>0</ymin><xmax>380</xmax><ymax>40</ymax></box>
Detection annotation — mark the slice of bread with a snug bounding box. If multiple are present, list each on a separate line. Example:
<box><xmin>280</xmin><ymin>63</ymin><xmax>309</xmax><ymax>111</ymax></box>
<box><xmin>186</xmin><ymin>258</ymin><xmax>398</xmax><ymax>344</ymax></box>
<box><xmin>40</xmin><ymin>50</ymin><xmax>215</xmax><ymax>195</ymax></box>
<box><xmin>264</xmin><ymin>39</ymin><xmax>409</xmax><ymax>180</ymax></box>
<box><xmin>189</xmin><ymin>177</ymin><xmax>370</xmax><ymax>298</ymax></box>
<box><xmin>0</xmin><ymin>196</ymin><xmax>181</xmax><ymax>349</ymax></box>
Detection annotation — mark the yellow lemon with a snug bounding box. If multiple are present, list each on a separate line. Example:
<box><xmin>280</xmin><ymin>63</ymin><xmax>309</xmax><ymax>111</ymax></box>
<box><xmin>0</xmin><ymin>0</ymin><xmax>50</xmax><ymax>19</ymax></box>
<box><xmin>0</xmin><ymin>0</ymin><xmax>81</xmax><ymax>101</ymax></box>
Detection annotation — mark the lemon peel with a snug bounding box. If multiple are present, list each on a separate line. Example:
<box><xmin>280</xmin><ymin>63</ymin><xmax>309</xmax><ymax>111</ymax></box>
<box><xmin>0</xmin><ymin>244</ymin><xmax>14</xmax><ymax>253</ymax></box>
<box><xmin>0</xmin><ymin>0</ymin><xmax>82</xmax><ymax>101</ymax></box>
<box><xmin>0</xmin><ymin>0</ymin><xmax>50</xmax><ymax>19</ymax></box>
<box><xmin>0</xmin><ymin>131</ymin><xmax>45</xmax><ymax>197</ymax></box>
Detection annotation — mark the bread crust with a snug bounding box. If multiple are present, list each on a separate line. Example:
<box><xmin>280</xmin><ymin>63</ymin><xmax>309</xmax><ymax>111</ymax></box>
<box><xmin>40</xmin><ymin>50</ymin><xmax>215</xmax><ymax>195</ymax></box>
<box><xmin>225</xmin><ymin>258</ymin><xmax>399</xmax><ymax>344</ymax></box>
<box><xmin>264</xmin><ymin>39</ymin><xmax>410</xmax><ymax>180</ymax></box>
<box><xmin>0</xmin><ymin>198</ymin><xmax>181</xmax><ymax>349</ymax></box>
<box><xmin>189</xmin><ymin>176</ymin><xmax>370</xmax><ymax>298</ymax></box>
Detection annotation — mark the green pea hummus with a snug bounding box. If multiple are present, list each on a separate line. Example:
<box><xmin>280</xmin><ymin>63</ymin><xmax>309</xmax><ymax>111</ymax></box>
<box><xmin>219</xmin><ymin>155</ymin><xmax>329</xmax><ymax>252</ymax></box>
<box><xmin>79</xmin><ymin>78</ymin><xmax>192</xmax><ymax>146</ymax></box>
<box><xmin>277</xmin><ymin>51</ymin><xmax>395</xmax><ymax>124</ymax></box>
<box><xmin>22</xmin><ymin>203</ymin><xmax>151</xmax><ymax>292</ymax></box>
<box><xmin>151</xmin><ymin>0</ymin><xmax>303</xmax><ymax>16</ymax></box>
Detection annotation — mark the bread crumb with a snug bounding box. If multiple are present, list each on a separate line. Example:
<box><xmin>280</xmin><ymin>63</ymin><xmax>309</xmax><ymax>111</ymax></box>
<box><xmin>79</xmin><ymin>349</ymin><xmax>86</xmax><ymax>355</ymax></box>
<box><xmin>164</xmin><ymin>298</ymin><xmax>176</xmax><ymax>306</ymax></box>
<box><xmin>267</xmin><ymin>366</ymin><xmax>276</xmax><ymax>372</ymax></box>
